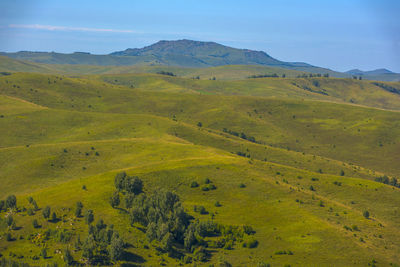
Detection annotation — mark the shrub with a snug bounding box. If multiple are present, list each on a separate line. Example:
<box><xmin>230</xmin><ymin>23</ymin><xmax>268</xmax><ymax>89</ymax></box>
<box><xmin>0</xmin><ymin>200</ymin><xmax>4</xmax><ymax>212</ymax></box>
<box><xmin>201</xmin><ymin>186</ymin><xmax>210</xmax><ymax>191</ymax></box>
<box><xmin>363</xmin><ymin>210</ymin><xmax>370</xmax><ymax>219</ymax></box>
<box><xmin>43</xmin><ymin>206</ymin><xmax>51</xmax><ymax>219</ymax></box>
<box><xmin>6</xmin><ymin>232</ymin><xmax>12</xmax><ymax>241</ymax></box>
<box><xmin>6</xmin><ymin>195</ymin><xmax>17</xmax><ymax>210</ymax></box>
<box><xmin>190</xmin><ymin>181</ymin><xmax>199</xmax><ymax>188</ymax></box>
<box><xmin>32</xmin><ymin>219</ymin><xmax>39</xmax><ymax>229</ymax></box>
<box><xmin>239</xmin><ymin>183</ymin><xmax>246</xmax><ymax>188</ymax></box>
<box><xmin>27</xmin><ymin>208</ymin><xmax>34</xmax><ymax>216</ymax></box>
<box><xmin>51</xmin><ymin>212</ymin><xmax>57</xmax><ymax>222</ymax></box>
<box><xmin>110</xmin><ymin>191</ymin><xmax>120</xmax><ymax>208</ymax></box>
<box><xmin>214</xmin><ymin>201</ymin><xmax>222</xmax><ymax>207</ymax></box>
<box><xmin>243</xmin><ymin>237</ymin><xmax>258</xmax><ymax>248</ymax></box>
<box><xmin>64</xmin><ymin>248</ymin><xmax>73</xmax><ymax>265</ymax></box>
<box><xmin>204</xmin><ymin>178</ymin><xmax>211</xmax><ymax>184</ymax></box>
<box><xmin>309</xmin><ymin>185</ymin><xmax>315</xmax><ymax>191</ymax></box>
<box><xmin>75</xmin><ymin>201</ymin><xmax>83</xmax><ymax>217</ymax></box>
<box><xmin>41</xmin><ymin>248</ymin><xmax>47</xmax><ymax>259</ymax></box>
<box><xmin>85</xmin><ymin>210</ymin><xmax>94</xmax><ymax>224</ymax></box>
<box><xmin>208</xmin><ymin>184</ymin><xmax>217</xmax><ymax>190</ymax></box>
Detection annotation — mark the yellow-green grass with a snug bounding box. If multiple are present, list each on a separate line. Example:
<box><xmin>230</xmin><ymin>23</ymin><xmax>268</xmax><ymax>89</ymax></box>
<box><xmin>1</xmin><ymin>71</ymin><xmax>400</xmax><ymax>266</ymax></box>
<box><xmin>2</xmin><ymin>155</ymin><xmax>400</xmax><ymax>266</ymax></box>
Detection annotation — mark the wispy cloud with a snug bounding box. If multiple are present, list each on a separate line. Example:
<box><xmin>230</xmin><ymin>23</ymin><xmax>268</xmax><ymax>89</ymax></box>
<box><xmin>8</xmin><ymin>24</ymin><xmax>135</xmax><ymax>33</ymax></box>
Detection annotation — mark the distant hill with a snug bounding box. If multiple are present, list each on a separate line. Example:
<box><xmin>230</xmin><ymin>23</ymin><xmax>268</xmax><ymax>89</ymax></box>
<box><xmin>0</xmin><ymin>39</ymin><xmax>339</xmax><ymax>74</ymax></box>
<box><xmin>1</xmin><ymin>39</ymin><xmax>399</xmax><ymax>81</ymax></box>
<box><xmin>346</xmin><ymin>68</ymin><xmax>400</xmax><ymax>82</ymax></box>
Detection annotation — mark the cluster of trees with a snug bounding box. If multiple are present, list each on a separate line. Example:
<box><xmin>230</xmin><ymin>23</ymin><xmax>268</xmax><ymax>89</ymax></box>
<box><xmin>157</xmin><ymin>71</ymin><xmax>176</xmax><ymax>77</ymax></box>
<box><xmin>77</xmin><ymin>216</ymin><xmax>124</xmax><ymax>264</ymax></box>
<box><xmin>296</xmin><ymin>73</ymin><xmax>329</xmax><ymax>78</ymax></box>
<box><xmin>109</xmin><ymin>172</ymin><xmax>257</xmax><ymax>262</ymax></box>
<box><xmin>0</xmin><ymin>195</ymin><xmax>17</xmax><ymax>212</ymax></box>
<box><xmin>223</xmin><ymin>128</ymin><xmax>258</xmax><ymax>143</ymax></box>
<box><xmin>372</xmin><ymin>82</ymin><xmax>400</xmax><ymax>95</ymax></box>
<box><xmin>375</xmin><ymin>175</ymin><xmax>400</xmax><ymax>188</ymax></box>
<box><xmin>248</xmin><ymin>73</ymin><xmax>280</xmax><ymax>78</ymax></box>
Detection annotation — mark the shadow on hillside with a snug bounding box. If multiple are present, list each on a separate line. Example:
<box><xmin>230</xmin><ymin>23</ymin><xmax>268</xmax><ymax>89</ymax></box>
<box><xmin>122</xmin><ymin>251</ymin><xmax>146</xmax><ymax>264</ymax></box>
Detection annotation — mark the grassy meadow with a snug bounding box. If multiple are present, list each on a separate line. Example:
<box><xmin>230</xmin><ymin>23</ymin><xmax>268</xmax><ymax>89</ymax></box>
<box><xmin>0</xmin><ymin>67</ymin><xmax>400</xmax><ymax>266</ymax></box>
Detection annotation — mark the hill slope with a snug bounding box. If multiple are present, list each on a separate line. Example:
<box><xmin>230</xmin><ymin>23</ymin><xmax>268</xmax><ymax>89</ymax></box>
<box><xmin>1</xmin><ymin>72</ymin><xmax>400</xmax><ymax>266</ymax></box>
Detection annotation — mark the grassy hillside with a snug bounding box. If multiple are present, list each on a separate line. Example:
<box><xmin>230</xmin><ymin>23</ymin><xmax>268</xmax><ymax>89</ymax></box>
<box><xmin>1</xmin><ymin>71</ymin><xmax>400</xmax><ymax>266</ymax></box>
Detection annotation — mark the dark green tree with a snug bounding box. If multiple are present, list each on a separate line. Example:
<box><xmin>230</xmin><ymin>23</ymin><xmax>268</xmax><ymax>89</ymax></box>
<box><xmin>6</xmin><ymin>195</ymin><xmax>17</xmax><ymax>210</ymax></box>
<box><xmin>110</xmin><ymin>191</ymin><xmax>120</xmax><ymax>208</ymax></box>
<box><xmin>85</xmin><ymin>209</ymin><xmax>94</xmax><ymax>224</ymax></box>
<box><xmin>0</xmin><ymin>200</ymin><xmax>4</xmax><ymax>212</ymax></box>
<box><xmin>363</xmin><ymin>210</ymin><xmax>370</xmax><ymax>219</ymax></box>
<box><xmin>124</xmin><ymin>176</ymin><xmax>143</xmax><ymax>195</ymax></box>
<box><xmin>32</xmin><ymin>219</ymin><xmax>39</xmax><ymax>228</ymax></box>
<box><xmin>51</xmin><ymin>211</ymin><xmax>57</xmax><ymax>222</ymax></box>
<box><xmin>109</xmin><ymin>232</ymin><xmax>124</xmax><ymax>261</ymax></box>
<box><xmin>43</xmin><ymin>206</ymin><xmax>51</xmax><ymax>220</ymax></box>
<box><xmin>75</xmin><ymin>201</ymin><xmax>83</xmax><ymax>217</ymax></box>
<box><xmin>114</xmin><ymin>171</ymin><xmax>127</xmax><ymax>191</ymax></box>
<box><xmin>64</xmin><ymin>248</ymin><xmax>73</xmax><ymax>265</ymax></box>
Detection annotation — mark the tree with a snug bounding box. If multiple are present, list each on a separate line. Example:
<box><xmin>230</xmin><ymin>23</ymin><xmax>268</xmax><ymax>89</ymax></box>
<box><xmin>124</xmin><ymin>176</ymin><xmax>143</xmax><ymax>195</ymax></box>
<box><xmin>32</xmin><ymin>200</ymin><xmax>38</xmax><ymax>211</ymax></box>
<box><xmin>64</xmin><ymin>248</ymin><xmax>73</xmax><ymax>265</ymax></box>
<box><xmin>27</xmin><ymin>196</ymin><xmax>33</xmax><ymax>204</ymax></box>
<box><xmin>161</xmin><ymin>232</ymin><xmax>174</xmax><ymax>253</ymax></box>
<box><xmin>340</xmin><ymin>170</ymin><xmax>345</xmax><ymax>176</ymax></box>
<box><xmin>282</xmin><ymin>74</ymin><xmax>286</xmax><ymax>78</ymax></box>
<box><xmin>43</xmin><ymin>206</ymin><xmax>51</xmax><ymax>220</ymax></box>
<box><xmin>32</xmin><ymin>219</ymin><xmax>39</xmax><ymax>228</ymax></box>
<box><xmin>109</xmin><ymin>232</ymin><xmax>124</xmax><ymax>261</ymax></box>
<box><xmin>0</xmin><ymin>200</ymin><xmax>4</xmax><ymax>212</ymax></box>
<box><xmin>110</xmin><ymin>191</ymin><xmax>120</xmax><ymax>208</ymax></box>
<box><xmin>75</xmin><ymin>201</ymin><xmax>83</xmax><ymax>217</ymax></box>
<box><xmin>82</xmin><ymin>234</ymin><xmax>95</xmax><ymax>262</ymax></box>
<box><xmin>6</xmin><ymin>215</ymin><xmax>13</xmax><ymax>227</ymax></box>
<box><xmin>114</xmin><ymin>171</ymin><xmax>127</xmax><ymax>191</ymax></box>
<box><xmin>51</xmin><ymin>211</ymin><xmax>57</xmax><ymax>222</ymax></box>
<box><xmin>197</xmin><ymin>122</ymin><xmax>202</xmax><ymax>127</ymax></box>
<box><xmin>363</xmin><ymin>210</ymin><xmax>370</xmax><ymax>219</ymax></box>
<box><xmin>41</xmin><ymin>248</ymin><xmax>47</xmax><ymax>259</ymax></box>
<box><xmin>85</xmin><ymin>209</ymin><xmax>94</xmax><ymax>224</ymax></box>
<box><xmin>6</xmin><ymin>195</ymin><xmax>17</xmax><ymax>210</ymax></box>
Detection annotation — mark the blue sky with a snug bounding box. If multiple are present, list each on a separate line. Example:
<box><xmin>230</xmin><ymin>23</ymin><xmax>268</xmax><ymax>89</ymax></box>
<box><xmin>0</xmin><ymin>0</ymin><xmax>399</xmax><ymax>72</ymax></box>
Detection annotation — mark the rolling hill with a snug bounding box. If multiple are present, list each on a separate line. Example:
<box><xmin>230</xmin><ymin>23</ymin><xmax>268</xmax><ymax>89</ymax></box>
<box><xmin>1</xmin><ymin>70</ymin><xmax>400</xmax><ymax>265</ymax></box>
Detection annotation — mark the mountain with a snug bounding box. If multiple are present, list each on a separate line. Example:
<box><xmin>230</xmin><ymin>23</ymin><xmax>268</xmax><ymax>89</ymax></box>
<box><xmin>346</xmin><ymin>68</ymin><xmax>400</xmax><ymax>82</ymax></box>
<box><xmin>1</xmin><ymin>39</ymin><xmax>399</xmax><ymax>81</ymax></box>
<box><xmin>0</xmin><ymin>39</ymin><xmax>338</xmax><ymax>74</ymax></box>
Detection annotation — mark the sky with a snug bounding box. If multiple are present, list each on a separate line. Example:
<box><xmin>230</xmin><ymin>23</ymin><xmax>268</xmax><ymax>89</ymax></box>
<box><xmin>0</xmin><ymin>0</ymin><xmax>399</xmax><ymax>72</ymax></box>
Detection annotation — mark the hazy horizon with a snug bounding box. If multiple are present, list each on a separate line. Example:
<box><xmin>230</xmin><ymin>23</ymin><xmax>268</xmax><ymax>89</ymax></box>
<box><xmin>0</xmin><ymin>0</ymin><xmax>399</xmax><ymax>72</ymax></box>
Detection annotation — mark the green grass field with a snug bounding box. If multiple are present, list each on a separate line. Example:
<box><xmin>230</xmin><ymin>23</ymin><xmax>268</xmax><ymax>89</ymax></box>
<box><xmin>1</xmin><ymin>69</ymin><xmax>400</xmax><ymax>266</ymax></box>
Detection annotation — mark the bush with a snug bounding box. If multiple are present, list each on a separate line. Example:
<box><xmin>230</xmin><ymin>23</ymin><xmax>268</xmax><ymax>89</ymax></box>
<box><xmin>239</xmin><ymin>183</ymin><xmax>246</xmax><ymax>188</ymax></box>
<box><xmin>243</xmin><ymin>237</ymin><xmax>258</xmax><ymax>248</ymax></box>
<box><xmin>32</xmin><ymin>219</ymin><xmax>39</xmax><ymax>228</ymax></box>
<box><xmin>27</xmin><ymin>208</ymin><xmax>34</xmax><ymax>216</ymax></box>
<box><xmin>214</xmin><ymin>201</ymin><xmax>222</xmax><ymax>207</ymax></box>
<box><xmin>204</xmin><ymin>178</ymin><xmax>211</xmax><ymax>184</ymax></box>
<box><xmin>6</xmin><ymin>195</ymin><xmax>17</xmax><ymax>210</ymax></box>
<box><xmin>85</xmin><ymin>209</ymin><xmax>94</xmax><ymax>224</ymax></box>
<box><xmin>41</xmin><ymin>248</ymin><xmax>47</xmax><ymax>259</ymax></box>
<box><xmin>64</xmin><ymin>248</ymin><xmax>73</xmax><ymax>265</ymax></box>
<box><xmin>208</xmin><ymin>184</ymin><xmax>217</xmax><ymax>190</ymax></box>
<box><xmin>6</xmin><ymin>232</ymin><xmax>12</xmax><ymax>241</ymax></box>
<box><xmin>190</xmin><ymin>181</ymin><xmax>199</xmax><ymax>188</ymax></box>
<box><xmin>75</xmin><ymin>201</ymin><xmax>83</xmax><ymax>217</ymax></box>
<box><xmin>51</xmin><ymin>212</ymin><xmax>57</xmax><ymax>222</ymax></box>
<box><xmin>43</xmin><ymin>206</ymin><xmax>51</xmax><ymax>219</ymax></box>
<box><xmin>201</xmin><ymin>186</ymin><xmax>210</xmax><ymax>191</ymax></box>
<box><xmin>363</xmin><ymin>210</ymin><xmax>370</xmax><ymax>219</ymax></box>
